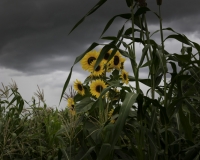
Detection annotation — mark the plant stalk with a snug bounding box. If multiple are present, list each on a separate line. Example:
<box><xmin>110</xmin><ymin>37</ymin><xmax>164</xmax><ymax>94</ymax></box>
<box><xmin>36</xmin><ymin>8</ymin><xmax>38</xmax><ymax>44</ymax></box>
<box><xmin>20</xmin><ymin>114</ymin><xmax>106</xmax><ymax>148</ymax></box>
<box><xmin>143</xmin><ymin>15</ymin><xmax>155</xmax><ymax>99</ymax></box>
<box><xmin>159</xmin><ymin>5</ymin><xmax>168</xmax><ymax>159</ymax></box>
<box><xmin>130</xmin><ymin>3</ymin><xmax>140</xmax><ymax>94</ymax></box>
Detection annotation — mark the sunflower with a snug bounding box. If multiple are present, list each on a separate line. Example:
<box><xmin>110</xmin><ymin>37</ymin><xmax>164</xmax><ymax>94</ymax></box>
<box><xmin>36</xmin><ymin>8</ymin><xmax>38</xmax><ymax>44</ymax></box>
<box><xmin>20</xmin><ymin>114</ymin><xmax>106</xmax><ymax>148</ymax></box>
<box><xmin>90</xmin><ymin>79</ymin><xmax>107</xmax><ymax>98</ymax></box>
<box><xmin>110</xmin><ymin>51</ymin><xmax>124</xmax><ymax>70</ymax></box>
<box><xmin>80</xmin><ymin>50</ymin><xmax>99</xmax><ymax>71</ymax></box>
<box><xmin>120</xmin><ymin>69</ymin><xmax>129</xmax><ymax>84</ymax></box>
<box><xmin>74</xmin><ymin>79</ymin><xmax>85</xmax><ymax>96</ymax></box>
<box><xmin>101</xmin><ymin>50</ymin><xmax>112</xmax><ymax>63</ymax></box>
<box><xmin>89</xmin><ymin>60</ymin><xmax>105</xmax><ymax>77</ymax></box>
<box><xmin>67</xmin><ymin>97</ymin><xmax>74</xmax><ymax>109</ymax></box>
<box><xmin>97</xmin><ymin>50</ymin><xmax>114</xmax><ymax>72</ymax></box>
<box><xmin>120</xmin><ymin>57</ymin><xmax>126</xmax><ymax>70</ymax></box>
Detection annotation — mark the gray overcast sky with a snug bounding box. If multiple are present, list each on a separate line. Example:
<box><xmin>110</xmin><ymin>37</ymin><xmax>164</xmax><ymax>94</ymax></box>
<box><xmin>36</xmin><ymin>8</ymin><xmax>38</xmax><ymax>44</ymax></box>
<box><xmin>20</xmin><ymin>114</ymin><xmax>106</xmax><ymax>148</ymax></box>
<box><xmin>1</xmin><ymin>0</ymin><xmax>200</xmax><ymax>108</ymax></box>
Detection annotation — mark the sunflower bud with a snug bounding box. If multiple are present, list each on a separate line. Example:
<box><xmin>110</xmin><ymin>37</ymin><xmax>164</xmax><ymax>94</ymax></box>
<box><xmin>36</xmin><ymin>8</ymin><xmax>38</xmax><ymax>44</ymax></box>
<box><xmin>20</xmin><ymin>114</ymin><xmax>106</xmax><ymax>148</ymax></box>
<box><xmin>156</xmin><ymin>0</ymin><xmax>162</xmax><ymax>5</ymax></box>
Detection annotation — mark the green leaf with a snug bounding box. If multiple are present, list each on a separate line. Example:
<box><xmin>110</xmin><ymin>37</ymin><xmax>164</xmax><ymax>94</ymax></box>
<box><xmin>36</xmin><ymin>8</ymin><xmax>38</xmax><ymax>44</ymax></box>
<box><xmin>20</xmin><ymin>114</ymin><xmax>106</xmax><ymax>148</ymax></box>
<box><xmin>179</xmin><ymin>107</ymin><xmax>193</xmax><ymax>141</ymax></box>
<box><xmin>57</xmin><ymin>148</ymin><xmax>62</xmax><ymax>160</ymax></box>
<box><xmin>59</xmin><ymin>66</ymin><xmax>73</xmax><ymax>105</ymax></box>
<box><xmin>156</xmin><ymin>49</ymin><xmax>167</xmax><ymax>73</ymax></box>
<box><xmin>94</xmin><ymin>44</ymin><xmax>114</xmax><ymax>70</ymax></box>
<box><xmin>80</xmin><ymin>146</ymin><xmax>96</xmax><ymax>160</ymax></box>
<box><xmin>101</xmin><ymin>36</ymin><xmax>117</xmax><ymax>41</ymax></box>
<box><xmin>18</xmin><ymin>99</ymin><xmax>24</xmax><ymax>114</ymax></box>
<box><xmin>69</xmin><ymin>0</ymin><xmax>107</xmax><ymax>34</ymax></box>
<box><xmin>97</xmin><ymin>143</ymin><xmax>112</xmax><ymax>160</ymax></box>
<box><xmin>183</xmin><ymin>144</ymin><xmax>200</xmax><ymax>160</ymax></box>
<box><xmin>164</xmin><ymin>34</ymin><xmax>192</xmax><ymax>46</ymax></box>
<box><xmin>138</xmin><ymin>44</ymin><xmax>150</xmax><ymax>68</ymax></box>
<box><xmin>173</xmin><ymin>53</ymin><xmax>191</xmax><ymax>63</ymax></box>
<box><xmin>134</xmin><ymin>7</ymin><xmax>151</xmax><ymax>16</ymax></box>
<box><xmin>112</xmin><ymin>93</ymin><xmax>138</xmax><ymax>146</ymax></box>
<box><xmin>150</xmin><ymin>27</ymin><xmax>180</xmax><ymax>38</ymax></box>
<box><xmin>124</xmin><ymin>27</ymin><xmax>142</xmax><ymax>35</ymax></box>
<box><xmin>155</xmin><ymin>74</ymin><xmax>163</xmax><ymax>87</ymax></box>
<box><xmin>191</xmin><ymin>41</ymin><xmax>200</xmax><ymax>52</ymax></box>
<box><xmin>75</xmin><ymin>97</ymin><xmax>94</xmax><ymax>113</ymax></box>
<box><xmin>100</xmin><ymin>13</ymin><xmax>131</xmax><ymax>37</ymax></box>
<box><xmin>6</xmin><ymin>95</ymin><xmax>18</xmax><ymax>109</ymax></box>
<box><xmin>146</xmin><ymin>129</ymin><xmax>159</xmax><ymax>153</ymax></box>
<box><xmin>137</xmin><ymin>93</ymin><xmax>144</xmax><ymax>121</ymax></box>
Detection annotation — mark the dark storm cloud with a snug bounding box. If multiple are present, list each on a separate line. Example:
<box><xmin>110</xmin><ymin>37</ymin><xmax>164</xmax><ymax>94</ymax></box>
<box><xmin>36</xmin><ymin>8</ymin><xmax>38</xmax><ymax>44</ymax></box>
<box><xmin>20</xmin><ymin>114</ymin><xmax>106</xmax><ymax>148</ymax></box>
<box><xmin>0</xmin><ymin>0</ymin><xmax>200</xmax><ymax>75</ymax></box>
<box><xmin>147</xmin><ymin>1</ymin><xmax>200</xmax><ymax>33</ymax></box>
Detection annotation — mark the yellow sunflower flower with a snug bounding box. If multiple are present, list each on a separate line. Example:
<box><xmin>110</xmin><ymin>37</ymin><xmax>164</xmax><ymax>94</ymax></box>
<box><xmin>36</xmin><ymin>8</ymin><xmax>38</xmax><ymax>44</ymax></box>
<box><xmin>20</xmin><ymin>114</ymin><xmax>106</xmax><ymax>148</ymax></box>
<box><xmin>110</xmin><ymin>51</ymin><xmax>123</xmax><ymax>70</ymax></box>
<box><xmin>120</xmin><ymin>69</ymin><xmax>129</xmax><ymax>84</ymax></box>
<box><xmin>74</xmin><ymin>79</ymin><xmax>85</xmax><ymax>96</ymax></box>
<box><xmin>90</xmin><ymin>79</ymin><xmax>107</xmax><ymax>98</ymax></box>
<box><xmin>67</xmin><ymin>97</ymin><xmax>74</xmax><ymax>109</ymax></box>
<box><xmin>120</xmin><ymin>57</ymin><xmax>126</xmax><ymax>70</ymax></box>
<box><xmin>101</xmin><ymin>50</ymin><xmax>112</xmax><ymax>63</ymax></box>
<box><xmin>80</xmin><ymin>50</ymin><xmax>99</xmax><ymax>71</ymax></box>
<box><xmin>98</xmin><ymin>50</ymin><xmax>114</xmax><ymax>72</ymax></box>
<box><xmin>89</xmin><ymin>60</ymin><xmax>105</xmax><ymax>77</ymax></box>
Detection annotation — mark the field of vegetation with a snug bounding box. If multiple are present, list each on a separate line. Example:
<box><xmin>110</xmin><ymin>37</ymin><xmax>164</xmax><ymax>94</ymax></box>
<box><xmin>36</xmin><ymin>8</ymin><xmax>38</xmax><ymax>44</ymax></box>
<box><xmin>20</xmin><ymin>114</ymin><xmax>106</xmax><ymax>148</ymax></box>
<box><xmin>1</xmin><ymin>0</ymin><xmax>200</xmax><ymax>159</ymax></box>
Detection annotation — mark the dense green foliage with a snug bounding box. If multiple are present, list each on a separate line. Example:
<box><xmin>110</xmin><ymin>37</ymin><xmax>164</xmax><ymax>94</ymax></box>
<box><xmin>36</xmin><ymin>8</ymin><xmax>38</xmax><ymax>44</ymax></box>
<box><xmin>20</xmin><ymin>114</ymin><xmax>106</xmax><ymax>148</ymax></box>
<box><xmin>1</xmin><ymin>0</ymin><xmax>200</xmax><ymax>159</ymax></box>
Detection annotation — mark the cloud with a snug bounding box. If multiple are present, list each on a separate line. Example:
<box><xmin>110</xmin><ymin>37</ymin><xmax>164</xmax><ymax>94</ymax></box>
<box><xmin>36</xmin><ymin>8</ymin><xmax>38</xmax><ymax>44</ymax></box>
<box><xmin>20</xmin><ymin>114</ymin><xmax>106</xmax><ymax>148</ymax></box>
<box><xmin>1</xmin><ymin>0</ymin><xmax>200</xmax><ymax>107</ymax></box>
<box><xmin>1</xmin><ymin>0</ymin><xmax>200</xmax><ymax>74</ymax></box>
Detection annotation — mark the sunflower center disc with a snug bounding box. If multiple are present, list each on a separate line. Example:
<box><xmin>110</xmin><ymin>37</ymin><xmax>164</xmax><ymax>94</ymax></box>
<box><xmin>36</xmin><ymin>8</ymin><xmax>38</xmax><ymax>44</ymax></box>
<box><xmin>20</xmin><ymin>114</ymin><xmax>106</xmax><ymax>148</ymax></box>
<box><xmin>120</xmin><ymin>62</ymin><xmax>124</xmax><ymax>69</ymax></box>
<box><xmin>114</xmin><ymin>56</ymin><xmax>120</xmax><ymax>65</ymax></box>
<box><xmin>96</xmin><ymin>85</ymin><xmax>103</xmax><ymax>93</ymax></box>
<box><xmin>78</xmin><ymin>84</ymin><xmax>83</xmax><ymax>91</ymax></box>
<box><xmin>95</xmin><ymin>65</ymin><xmax>101</xmax><ymax>71</ymax></box>
<box><xmin>104</xmin><ymin>53</ymin><xmax>110</xmax><ymax>60</ymax></box>
<box><xmin>123</xmin><ymin>74</ymin><xmax>127</xmax><ymax>80</ymax></box>
<box><xmin>88</xmin><ymin>57</ymin><xmax>96</xmax><ymax>64</ymax></box>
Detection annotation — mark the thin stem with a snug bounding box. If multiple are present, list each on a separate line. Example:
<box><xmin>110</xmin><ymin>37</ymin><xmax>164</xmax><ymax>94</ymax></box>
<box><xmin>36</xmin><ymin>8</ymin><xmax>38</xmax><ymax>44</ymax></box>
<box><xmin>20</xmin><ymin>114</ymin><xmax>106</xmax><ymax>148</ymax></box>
<box><xmin>130</xmin><ymin>3</ymin><xmax>140</xmax><ymax>94</ymax></box>
<box><xmin>143</xmin><ymin>15</ymin><xmax>155</xmax><ymax>99</ymax></box>
<box><xmin>159</xmin><ymin>5</ymin><xmax>168</xmax><ymax>159</ymax></box>
<box><xmin>159</xmin><ymin>6</ymin><xmax>167</xmax><ymax>107</ymax></box>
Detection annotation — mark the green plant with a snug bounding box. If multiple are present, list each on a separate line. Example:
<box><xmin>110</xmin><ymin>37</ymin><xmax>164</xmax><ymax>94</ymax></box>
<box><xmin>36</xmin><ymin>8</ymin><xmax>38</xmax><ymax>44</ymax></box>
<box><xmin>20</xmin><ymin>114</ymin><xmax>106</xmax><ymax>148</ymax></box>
<box><xmin>59</xmin><ymin>0</ymin><xmax>200</xmax><ymax>159</ymax></box>
<box><xmin>0</xmin><ymin>82</ymin><xmax>77</xmax><ymax>159</ymax></box>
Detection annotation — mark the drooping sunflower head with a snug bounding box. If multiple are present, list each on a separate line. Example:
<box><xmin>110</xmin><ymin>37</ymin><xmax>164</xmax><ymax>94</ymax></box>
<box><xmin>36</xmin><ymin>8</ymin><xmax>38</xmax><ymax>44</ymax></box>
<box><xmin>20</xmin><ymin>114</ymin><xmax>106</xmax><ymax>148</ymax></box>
<box><xmin>80</xmin><ymin>51</ymin><xmax>99</xmax><ymax>71</ymax></box>
<box><xmin>110</xmin><ymin>51</ymin><xmax>123</xmax><ymax>70</ymax></box>
<box><xmin>90</xmin><ymin>79</ymin><xmax>107</xmax><ymax>98</ymax></box>
<box><xmin>74</xmin><ymin>79</ymin><xmax>85</xmax><ymax>96</ymax></box>
<box><xmin>89</xmin><ymin>60</ymin><xmax>105</xmax><ymax>77</ymax></box>
<box><xmin>120</xmin><ymin>69</ymin><xmax>129</xmax><ymax>84</ymax></box>
<box><xmin>67</xmin><ymin>97</ymin><xmax>75</xmax><ymax>109</ymax></box>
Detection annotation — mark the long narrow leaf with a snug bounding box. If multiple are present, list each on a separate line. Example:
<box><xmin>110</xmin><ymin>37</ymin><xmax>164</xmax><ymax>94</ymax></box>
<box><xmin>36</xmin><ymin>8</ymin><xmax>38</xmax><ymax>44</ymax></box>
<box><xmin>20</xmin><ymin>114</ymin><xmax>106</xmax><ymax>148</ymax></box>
<box><xmin>69</xmin><ymin>0</ymin><xmax>107</xmax><ymax>34</ymax></box>
<box><xmin>112</xmin><ymin>93</ymin><xmax>138</xmax><ymax>146</ymax></box>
